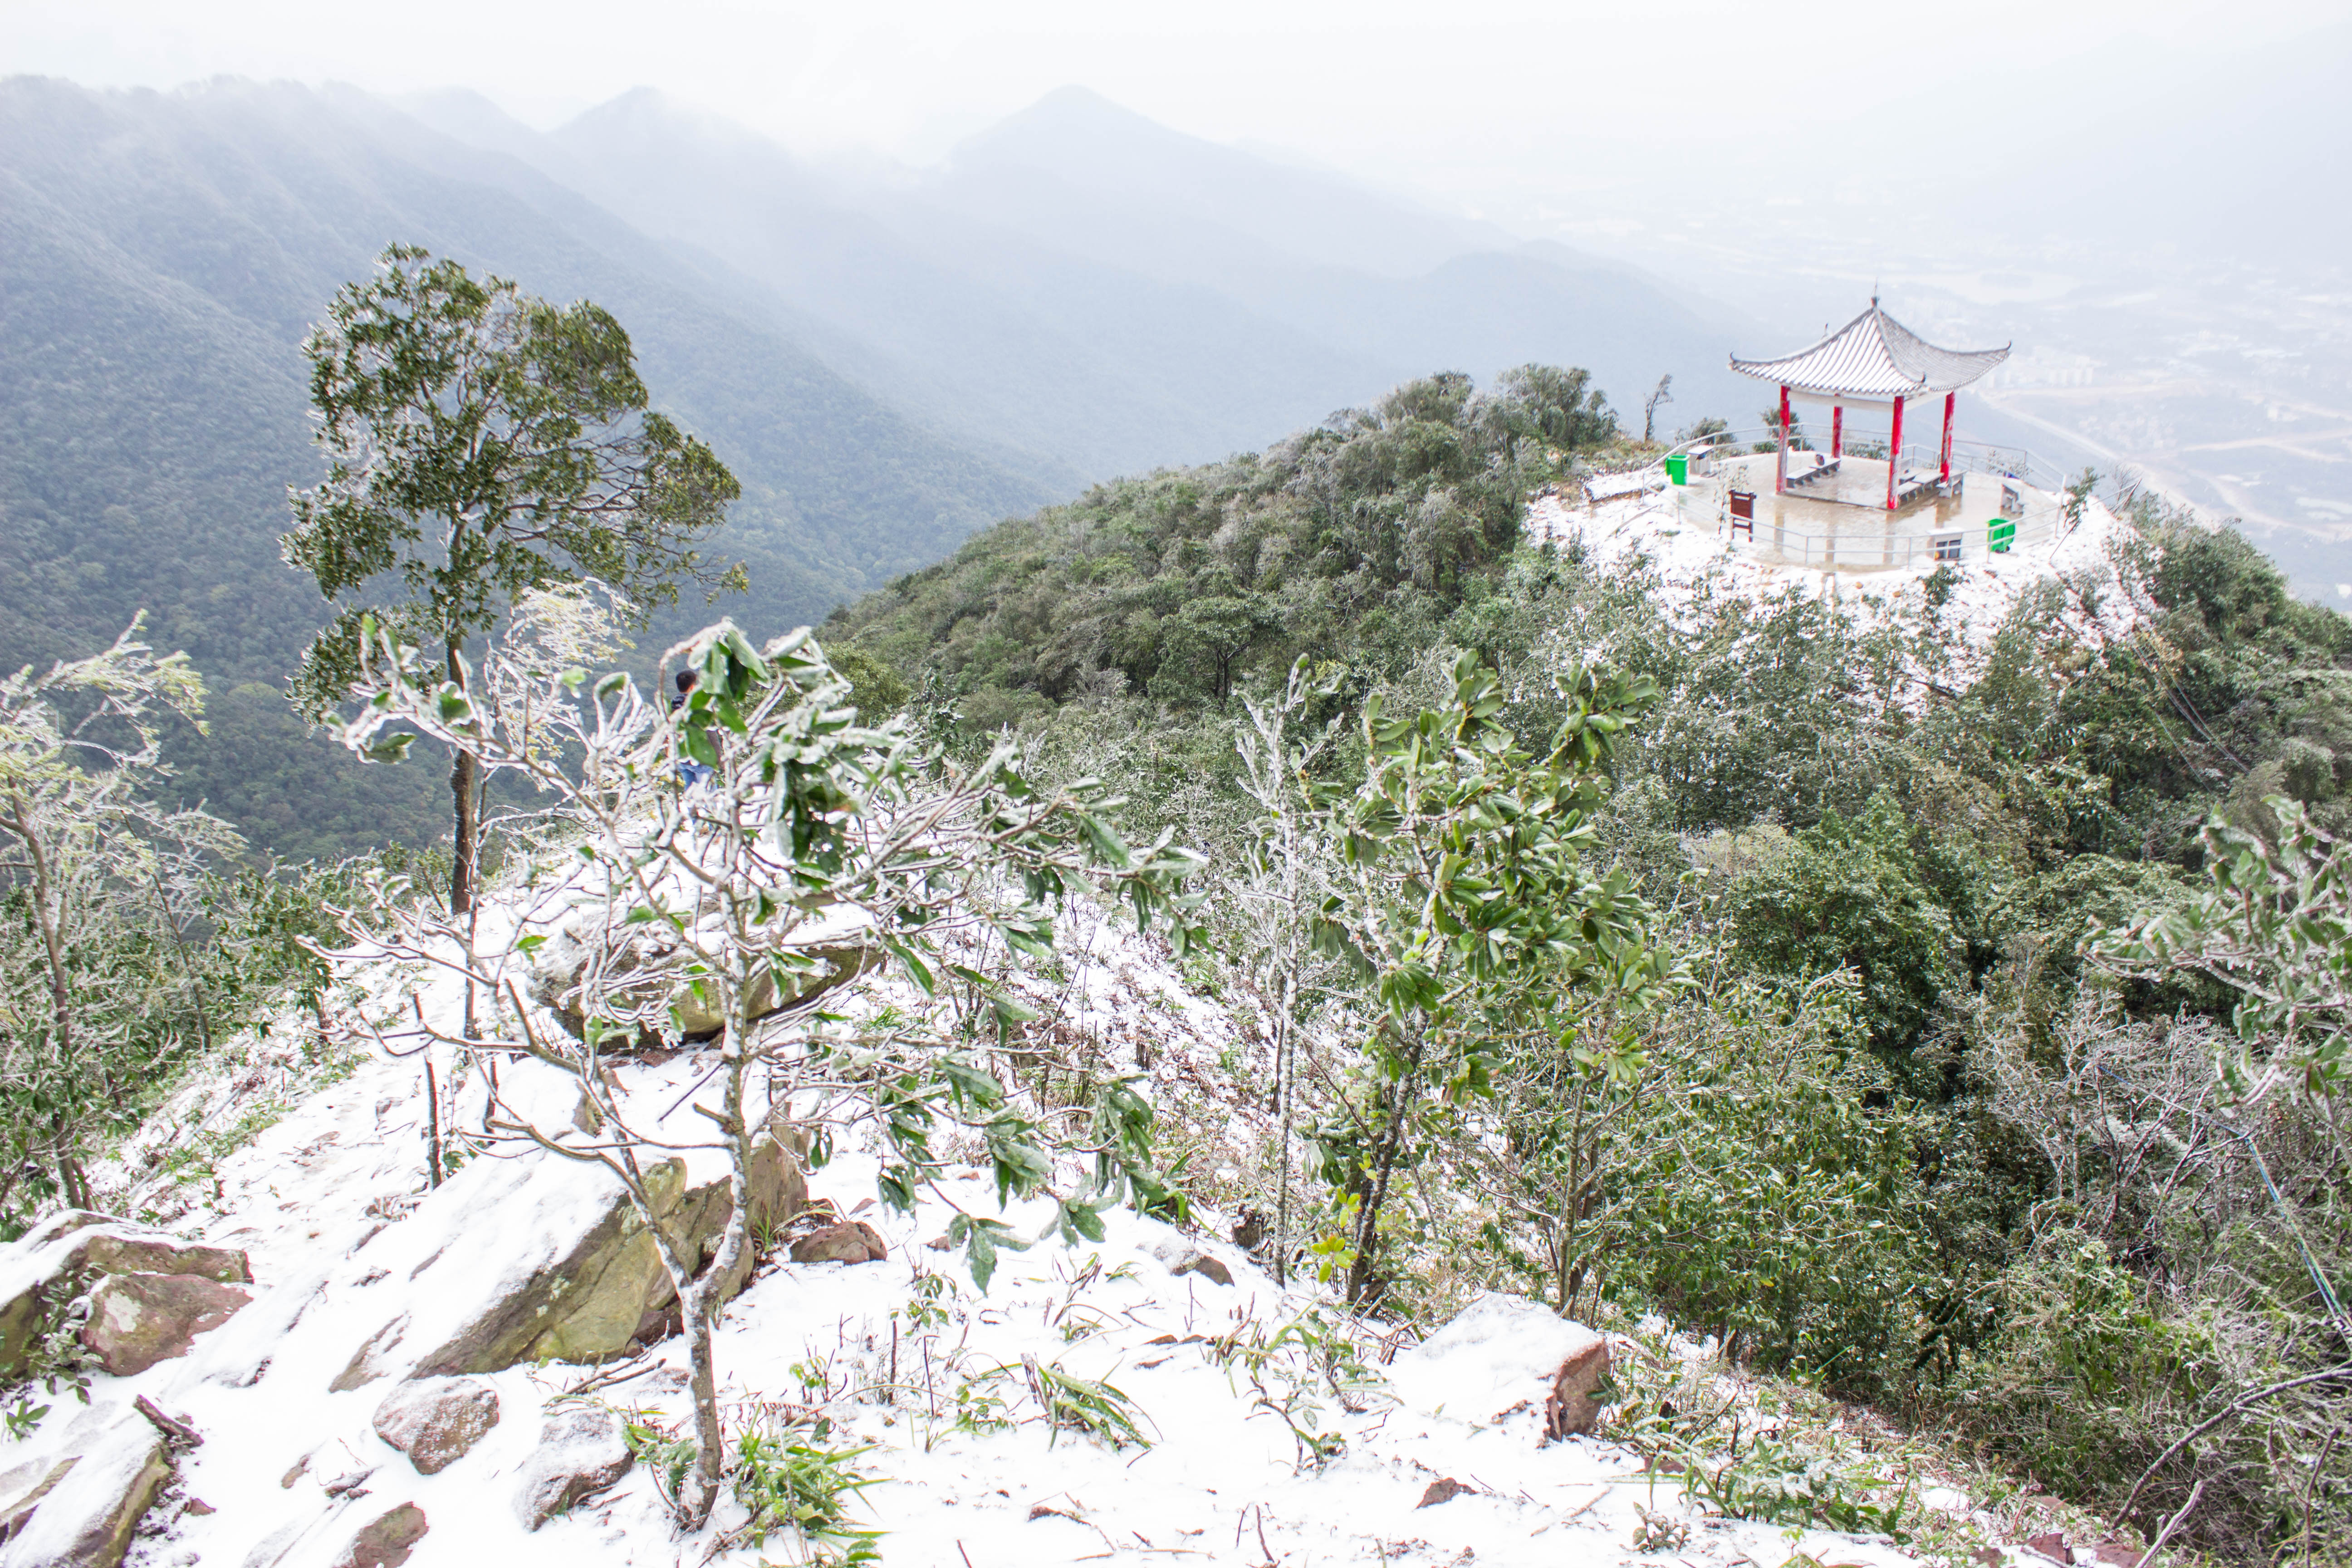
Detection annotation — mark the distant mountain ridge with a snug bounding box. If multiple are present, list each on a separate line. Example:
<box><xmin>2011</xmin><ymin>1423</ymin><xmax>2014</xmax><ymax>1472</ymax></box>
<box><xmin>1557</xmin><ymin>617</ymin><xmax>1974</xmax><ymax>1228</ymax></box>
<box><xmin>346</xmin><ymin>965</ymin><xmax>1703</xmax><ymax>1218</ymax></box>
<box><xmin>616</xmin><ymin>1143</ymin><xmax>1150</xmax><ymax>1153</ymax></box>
<box><xmin>404</xmin><ymin>84</ymin><xmax>1760</xmax><ymax>478</ymax></box>
<box><xmin>4</xmin><ymin>74</ymin><xmax>1760</xmax><ymax>859</ymax></box>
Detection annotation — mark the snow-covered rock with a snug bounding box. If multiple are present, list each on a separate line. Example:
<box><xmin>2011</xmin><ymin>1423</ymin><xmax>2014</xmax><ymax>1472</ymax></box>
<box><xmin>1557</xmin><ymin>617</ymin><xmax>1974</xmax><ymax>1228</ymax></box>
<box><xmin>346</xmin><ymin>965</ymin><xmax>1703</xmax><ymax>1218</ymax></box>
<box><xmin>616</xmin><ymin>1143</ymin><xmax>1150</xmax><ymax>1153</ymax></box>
<box><xmin>80</xmin><ymin>1274</ymin><xmax>250</xmax><ymax>1378</ymax></box>
<box><xmin>0</xmin><ymin>1417</ymin><xmax>168</xmax><ymax>1568</ymax></box>
<box><xmin>510</xmin><ymin>1406</ymin><xmax>632</xmax><ymax>1533</ymax></box>
<box><xmin>320</xmin><ymin>1129</ymin><xmax>805</xmax><ymax>1391</ymax></box>
<box><xmin>1388</xmin><ymin>1291</ymin><xmax>1610</xmax><ymax>1430</ymax></box>
<box><xmin>371</xmin><ymin>1380</ymin><xmax>500</xmax><ymax>1477</ymax></box>
<box><xmin>785</xmin><ymin>1221</ymin><xmax>885</xmax><ymax>1264</ymax></box>
<box><xmin>330</xmin><ymin>1499</ymin><xmax>427</xmax><ymax>1567</ymax></box>
<box><xmin>0</xmin><ymin>1214</ymin><xmax>250</xmax><ymax>1378</ymax></box>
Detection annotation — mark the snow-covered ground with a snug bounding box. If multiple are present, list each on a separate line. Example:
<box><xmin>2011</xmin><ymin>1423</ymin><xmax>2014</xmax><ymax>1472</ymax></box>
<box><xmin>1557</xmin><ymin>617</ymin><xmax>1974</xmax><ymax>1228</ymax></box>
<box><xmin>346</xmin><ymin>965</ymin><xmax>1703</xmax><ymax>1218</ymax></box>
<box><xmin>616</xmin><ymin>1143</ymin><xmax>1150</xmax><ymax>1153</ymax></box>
<box><xmin>1528</xmin><ymin>480</ymin><xmax>2141</xmax><ymax>668</ymax></box>
<box><xmin>0</xmin><ymin>877</ymin><xmax>2020</xmax><ymax>1568</ymax></box>
<box><xmin>20</xmin><ymin>1029</ymin><xmax>1938</xmax><ymax>1568</ymax></box>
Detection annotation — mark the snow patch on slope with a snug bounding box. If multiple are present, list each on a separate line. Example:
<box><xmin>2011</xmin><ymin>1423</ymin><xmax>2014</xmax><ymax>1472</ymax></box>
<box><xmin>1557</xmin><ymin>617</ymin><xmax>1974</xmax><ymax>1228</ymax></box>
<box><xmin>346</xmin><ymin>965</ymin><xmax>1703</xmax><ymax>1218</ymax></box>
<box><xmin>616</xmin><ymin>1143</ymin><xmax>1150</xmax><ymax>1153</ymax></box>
<box><xmin>1528</xmin><ymin>486</ymin><xmax>2144</xmax><ymax>674</ymax></box>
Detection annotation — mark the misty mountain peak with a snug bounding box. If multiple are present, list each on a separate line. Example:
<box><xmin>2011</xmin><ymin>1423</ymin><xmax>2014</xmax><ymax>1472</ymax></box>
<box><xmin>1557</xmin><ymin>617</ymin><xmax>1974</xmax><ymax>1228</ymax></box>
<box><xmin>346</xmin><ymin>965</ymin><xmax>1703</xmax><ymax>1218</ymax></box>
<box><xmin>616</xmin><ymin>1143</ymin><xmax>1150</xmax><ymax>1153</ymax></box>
<box><xmin>559</xmin><ymin>84</ymin><xmax>773</xmax><ymax>156</ymax></box>
<box><xmin>949</xmin><ymin>83</ymin><xmax>1241</xmax><ymax>187</ymax></box>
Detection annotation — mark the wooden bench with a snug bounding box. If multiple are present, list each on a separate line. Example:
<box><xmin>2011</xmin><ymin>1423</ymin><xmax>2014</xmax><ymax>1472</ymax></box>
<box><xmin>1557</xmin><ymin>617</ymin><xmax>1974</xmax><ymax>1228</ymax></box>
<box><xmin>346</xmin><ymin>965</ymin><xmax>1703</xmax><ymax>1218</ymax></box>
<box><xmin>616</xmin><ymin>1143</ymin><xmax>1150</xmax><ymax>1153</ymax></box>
<box><xmin>1893</xmin><ymin>470</ymin><xmax>1945</xmax><ymax>508</ymax></box>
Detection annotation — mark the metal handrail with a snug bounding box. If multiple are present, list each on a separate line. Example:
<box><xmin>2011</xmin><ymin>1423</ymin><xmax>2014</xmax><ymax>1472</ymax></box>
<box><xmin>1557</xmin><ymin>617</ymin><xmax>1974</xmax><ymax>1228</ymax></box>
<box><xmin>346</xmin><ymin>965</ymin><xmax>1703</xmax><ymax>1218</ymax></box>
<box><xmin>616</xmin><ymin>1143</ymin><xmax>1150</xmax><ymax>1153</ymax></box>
<box><xmin>1665</xmin><ymin>426</ymin><xmax>2063</xmax><ymax>492</ymax></box>
<box><xmin>1699</xmin><ymin>514</ymin><xmax>2060</xmax><ymax>571</ymax></box>
<box><xmin>1628</xmin><ymin>436</ymin><xmax>2077</xmax><ymax>571</ymax></box>
<box><xmin>1659</xmin><ymin>480</ymin><xmax>2067</xmax><ymax>570</ymax></box>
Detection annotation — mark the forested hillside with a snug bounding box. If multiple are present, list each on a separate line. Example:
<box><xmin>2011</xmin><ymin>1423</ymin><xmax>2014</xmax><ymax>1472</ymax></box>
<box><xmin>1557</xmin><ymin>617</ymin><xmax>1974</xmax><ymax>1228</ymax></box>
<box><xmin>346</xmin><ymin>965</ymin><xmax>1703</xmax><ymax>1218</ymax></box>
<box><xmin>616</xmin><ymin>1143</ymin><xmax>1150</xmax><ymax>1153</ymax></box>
<box><xmin>823</xmin><ymin>371</ymin><xmax>2352</xmax><ymax>1563</ymax></box>
<box><xmin>1</xmin><ymin>74</ymin><xmax>1791</xmax><ymax>863</ymax></box>
<box><xmin>0</xmin><ymin>77</ymin><xmax>1052</xmax><ymax>856</ymax></box>
<box><xmin>831</xmin><ymin>364</ymin><xmax>1618</xmax><ymax>727</ymax></box>
<box><xmin>4</xmin><ymin>325</ymin><xmax>2348</xmax><ymax>1561</ymax></box>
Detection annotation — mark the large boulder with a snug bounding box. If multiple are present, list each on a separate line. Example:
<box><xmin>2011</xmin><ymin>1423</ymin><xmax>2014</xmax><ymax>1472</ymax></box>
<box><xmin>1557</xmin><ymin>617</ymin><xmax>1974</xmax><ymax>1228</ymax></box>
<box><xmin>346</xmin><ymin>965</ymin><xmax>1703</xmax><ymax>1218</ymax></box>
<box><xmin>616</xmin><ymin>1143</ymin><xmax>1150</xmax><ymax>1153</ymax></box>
<box><xmin>1386</xmin><ymin>1292</ymin><xmax>1612</xmax><ymax>1437</ymax></box>
<box><xmin>80</xmin><ymin>1273</ymin><xmax>251</xmax><ymax>1377</ymax></box>
<box><xmin>330</xmin><ymin>1130</ymin><xmax>806</xmax><ymax>1388</ymax></box>
<box><xmin>526</xmin><ymin>921</ymin><xmax>878</xmax><ymax>1044</ymax></box>
<box><xmin>0</xmin><ymin>1422</ymin><xmax>170</xmax><ymax>1568</ymax></box>
<box><xmin>372</xmin><ymin>1378</ymin><xmax>500</xmax><ymax>1475</ymax></box>
<box><xmin>513</xmin><ymin>1404</ymin><xmax>635</xmax><ymax>1531</ymax></box>
<box><xmin>0</xmin><ymin>1213</ymin><xmax>250</xmax><ymax>1377</ymax></box>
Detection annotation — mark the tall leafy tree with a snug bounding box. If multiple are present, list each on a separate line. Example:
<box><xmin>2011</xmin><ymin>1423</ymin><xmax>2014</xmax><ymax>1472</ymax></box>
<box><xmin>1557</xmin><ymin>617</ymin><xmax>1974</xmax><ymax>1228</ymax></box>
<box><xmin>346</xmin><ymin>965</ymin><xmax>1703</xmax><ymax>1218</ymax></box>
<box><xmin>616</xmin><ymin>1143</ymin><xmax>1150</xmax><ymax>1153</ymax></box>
<box><xmin>283</xmin><ymin>245</ymin><xmax>743</xmax><ymax>913</ymax></box>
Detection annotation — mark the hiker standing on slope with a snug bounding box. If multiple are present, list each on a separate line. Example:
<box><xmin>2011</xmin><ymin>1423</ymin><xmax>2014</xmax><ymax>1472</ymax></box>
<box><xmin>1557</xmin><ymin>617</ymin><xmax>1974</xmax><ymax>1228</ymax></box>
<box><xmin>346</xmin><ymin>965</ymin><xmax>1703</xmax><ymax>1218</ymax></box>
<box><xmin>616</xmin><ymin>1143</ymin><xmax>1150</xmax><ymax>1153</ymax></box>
<box><xmin>672</xmin><ymin>670</ymin><xmax>716</xmax><ymax>790</ymax></box>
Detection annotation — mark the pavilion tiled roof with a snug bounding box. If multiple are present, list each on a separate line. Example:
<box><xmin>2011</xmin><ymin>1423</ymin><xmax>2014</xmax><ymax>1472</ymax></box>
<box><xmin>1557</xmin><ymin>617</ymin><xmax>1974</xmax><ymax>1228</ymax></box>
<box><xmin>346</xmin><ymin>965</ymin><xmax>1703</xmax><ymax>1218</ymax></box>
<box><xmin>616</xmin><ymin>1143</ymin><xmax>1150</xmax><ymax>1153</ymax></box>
<box><xmin>1731</xmin><ymin>302</ymin><xmax>2009</xmax><ymax>400</ymax></box>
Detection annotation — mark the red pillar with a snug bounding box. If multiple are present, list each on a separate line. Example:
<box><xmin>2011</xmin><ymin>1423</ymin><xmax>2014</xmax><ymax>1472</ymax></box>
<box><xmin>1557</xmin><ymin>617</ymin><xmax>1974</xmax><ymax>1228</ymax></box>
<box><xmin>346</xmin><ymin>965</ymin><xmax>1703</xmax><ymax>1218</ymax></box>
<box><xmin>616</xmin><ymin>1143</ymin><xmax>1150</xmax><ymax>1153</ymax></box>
<box><xmin>1832</xmin><ymin>405</ymin><xmax>1842</xmax><ymax>459</ymax></box>
<box><xmin>1886</xmin><ymin>396</ymin><xmax>1905</xmax><ymax>510</ymax></box>
<box><xmin>1776</xmin><ymin>383</ymin><xmax>1790</xmax><ymax>495</ymax></box>
<box><xmin>1939</xmin><ymin>391</ymin><xmax>1955</xmax><ymax>484</ymax></box>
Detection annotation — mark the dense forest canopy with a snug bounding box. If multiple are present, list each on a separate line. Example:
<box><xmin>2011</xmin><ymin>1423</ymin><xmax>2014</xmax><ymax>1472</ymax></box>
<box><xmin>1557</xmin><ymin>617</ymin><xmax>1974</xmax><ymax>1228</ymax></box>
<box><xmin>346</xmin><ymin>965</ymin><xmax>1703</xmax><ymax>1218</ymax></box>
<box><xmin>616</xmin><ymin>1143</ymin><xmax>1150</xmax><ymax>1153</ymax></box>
<box><xmin>832</xmin><ymin>366</ymin><xmax>1617</xmax><ymax>725</ymax></box>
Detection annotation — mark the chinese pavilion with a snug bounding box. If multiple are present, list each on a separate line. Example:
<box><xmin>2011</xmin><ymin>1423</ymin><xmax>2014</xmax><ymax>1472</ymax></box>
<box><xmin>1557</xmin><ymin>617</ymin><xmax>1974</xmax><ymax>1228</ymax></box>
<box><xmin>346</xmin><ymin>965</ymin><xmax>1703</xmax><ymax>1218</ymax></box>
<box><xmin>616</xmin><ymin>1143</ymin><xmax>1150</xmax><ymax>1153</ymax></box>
<box><xmin>1730</xmin><ymin>300</ymin><xmax>2010</xmax><ymax>510</ymax></box>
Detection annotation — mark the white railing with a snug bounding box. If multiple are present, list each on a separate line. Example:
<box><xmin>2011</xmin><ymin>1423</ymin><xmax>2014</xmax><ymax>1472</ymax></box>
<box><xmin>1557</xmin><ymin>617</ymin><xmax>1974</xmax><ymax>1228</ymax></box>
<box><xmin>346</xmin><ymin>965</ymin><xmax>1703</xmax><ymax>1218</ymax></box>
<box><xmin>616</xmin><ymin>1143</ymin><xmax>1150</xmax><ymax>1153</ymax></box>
<box><xmin>1698</xmin><ymin>511</ymin><xmax>2060</xmax><ymax>570</ymax></box>
<box><xmin>1649</xmin><ymin>430</ymin><xmax>2076</xmax><ymax>570</ymax></box>
<box><xmin>1668</xmin><ymin>428</ymin><xmax>2066</xmax><ymax>492</ymax></box>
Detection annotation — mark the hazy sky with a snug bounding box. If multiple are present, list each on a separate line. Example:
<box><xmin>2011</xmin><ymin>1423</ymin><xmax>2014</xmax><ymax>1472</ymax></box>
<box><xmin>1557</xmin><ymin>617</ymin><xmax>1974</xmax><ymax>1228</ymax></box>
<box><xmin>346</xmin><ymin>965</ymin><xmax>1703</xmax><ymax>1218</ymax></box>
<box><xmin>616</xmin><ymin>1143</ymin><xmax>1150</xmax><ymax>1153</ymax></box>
<box><xmin>5</xmin><ymin>0</ymin><xmax>2341</xmax><ymax>206</ymax></box>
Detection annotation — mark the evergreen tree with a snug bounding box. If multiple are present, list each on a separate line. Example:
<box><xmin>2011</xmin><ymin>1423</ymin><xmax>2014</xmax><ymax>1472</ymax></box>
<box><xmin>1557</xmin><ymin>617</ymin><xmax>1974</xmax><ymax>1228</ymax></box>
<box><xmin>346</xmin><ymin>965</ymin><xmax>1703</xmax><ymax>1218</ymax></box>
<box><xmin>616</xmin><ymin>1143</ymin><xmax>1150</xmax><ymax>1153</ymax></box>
<box><xmin>282</xmin><ymin>245</ymin><xmax>743</xmax><ymax>913</ymax></box>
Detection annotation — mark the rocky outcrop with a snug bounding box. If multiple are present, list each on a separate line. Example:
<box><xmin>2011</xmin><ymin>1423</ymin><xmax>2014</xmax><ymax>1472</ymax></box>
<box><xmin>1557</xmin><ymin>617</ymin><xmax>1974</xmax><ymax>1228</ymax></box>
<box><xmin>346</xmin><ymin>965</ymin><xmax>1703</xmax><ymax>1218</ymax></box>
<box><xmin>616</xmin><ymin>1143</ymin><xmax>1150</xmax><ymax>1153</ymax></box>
<box><xmin>372</xmin><ymin>1378</ymin><xmax>500</xmax><ymax>1475</ymax></box>
<box><xmin>333</xmin><ymin>1502</ymin><xmax>427</xmax><ymax>1568</ymax></box>
<box><xmin>0</xmin><ymin>1212</ymin><xmax>250</xmax><ymax>1377</ymax></box>
<box><xmin>513</xmin><ymin>1404</ymin><xmax>634</xmax><ymax>1531</ymax></box>
<box><xmin>526</xmin><ymin>921</ymin><xmax>879</xmax><ymax>1045</ymax></box>
<box><xmin>0</xmin><ymin>1457</ymin><xmax>78</xmax><ymax>1543</ymax></box>
<box><xmin>327</xmin><ymin>1317</ymin><xmax>410</xmax><ymax>1395</ymax></box>
<box><xmin>788</xmin><ymin>1221</ymin><xmax>887</xmax><ymax>1264</ymax></box>
<box><xmin>1385</xmin><ymin>1292</ymin><xmax>1614</xmax><ymax>1441</ymax></box>
<box><xmin>80</xmin><ymin>1273</ymin><xmax>250</xmax><ymax>1377</ymax></box>
<box><xmin>341</xmin><ymin>1130</ymin><xmax>805</xmax><ymax>1385</ymax></box>
<box><xmin>0</xmin><ymin>1422</ymin><xmax>170</xmax><ymax>1568</ymax></box>
<box><xmin>1541</xmin><ymin>1336</ymin><xmax>1611</xmax><ymax>1440</ymax></box>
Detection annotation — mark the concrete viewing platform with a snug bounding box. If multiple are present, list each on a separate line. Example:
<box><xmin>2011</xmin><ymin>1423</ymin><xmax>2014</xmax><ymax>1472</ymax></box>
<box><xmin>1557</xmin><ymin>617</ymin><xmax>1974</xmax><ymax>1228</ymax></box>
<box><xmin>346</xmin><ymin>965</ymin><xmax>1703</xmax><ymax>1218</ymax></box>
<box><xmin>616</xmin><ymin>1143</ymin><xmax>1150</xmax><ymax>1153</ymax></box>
<box><xmin>1660</xmin><ymin>447</ymin><xmax>2066</xmax><ymax>572</ymax></box>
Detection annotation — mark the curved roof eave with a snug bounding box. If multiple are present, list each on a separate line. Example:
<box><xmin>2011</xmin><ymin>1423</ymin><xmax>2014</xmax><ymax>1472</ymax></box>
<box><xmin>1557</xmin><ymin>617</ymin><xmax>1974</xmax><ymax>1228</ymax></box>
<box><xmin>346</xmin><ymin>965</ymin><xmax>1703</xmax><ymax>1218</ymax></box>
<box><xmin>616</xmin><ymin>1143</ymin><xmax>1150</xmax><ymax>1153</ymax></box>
<box><xmin>1730</xmin><ymin>303</ymin><xmax>2010</xmax><ymax>399</ymax></box>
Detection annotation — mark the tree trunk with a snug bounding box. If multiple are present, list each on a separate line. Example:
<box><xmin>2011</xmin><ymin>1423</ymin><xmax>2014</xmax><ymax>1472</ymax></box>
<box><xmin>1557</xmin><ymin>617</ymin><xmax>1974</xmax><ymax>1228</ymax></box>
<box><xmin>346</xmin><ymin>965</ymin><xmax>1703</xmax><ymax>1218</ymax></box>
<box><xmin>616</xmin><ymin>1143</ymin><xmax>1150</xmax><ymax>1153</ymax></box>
<box><xmin>12</xmin><ymin>792</ymin><xmax>85</xmax><ymax>1211</ymax></box>
<box><xmin>679</xmin><ymin>1273</ymin><xmax>724</xmax><ymax>1523</ymax></box>
<box><xmin>423</xmin><ymin>1063</ymin><xmax>443</xmax><ymax>1189</ymax></box>
<box><xmin>672</xmin><ymin>1020</ymin><xmax>756</xmax><ymax>1527</ymax></box>
<box><xmin>633</xmin><ymin>1161</ymin><xmax>726</xmax><ymax>1526</ymax></box>
<box><xmin>447</xmin><ymin>641</ymin><xmax>477</xmax><ymax>916</ymax></box>
<box><xmin>51</xmin><ymin>1113</ymin><xmax>88</xmax><ymax>1212</ymax></box>
<box><xmin>1346</xmin><ymin>1030</ymin><xmax>1423</xmax><ymax>1308</ymax></box>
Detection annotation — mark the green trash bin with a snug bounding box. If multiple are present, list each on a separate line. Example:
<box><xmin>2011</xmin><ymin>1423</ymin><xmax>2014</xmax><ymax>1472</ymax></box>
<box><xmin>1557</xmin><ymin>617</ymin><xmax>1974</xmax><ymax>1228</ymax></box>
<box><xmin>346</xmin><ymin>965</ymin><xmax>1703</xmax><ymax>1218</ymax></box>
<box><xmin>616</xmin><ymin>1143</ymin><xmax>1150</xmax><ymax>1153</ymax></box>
<box><xmin>1665</xmin><ymin>453</ymin><xmax>1688</xmax><ymax>485</ymax></box>
<box><xmin>1989</xmin><ymin>518</ymin><xmax>2016</xmax><ymax>553</ymax></box>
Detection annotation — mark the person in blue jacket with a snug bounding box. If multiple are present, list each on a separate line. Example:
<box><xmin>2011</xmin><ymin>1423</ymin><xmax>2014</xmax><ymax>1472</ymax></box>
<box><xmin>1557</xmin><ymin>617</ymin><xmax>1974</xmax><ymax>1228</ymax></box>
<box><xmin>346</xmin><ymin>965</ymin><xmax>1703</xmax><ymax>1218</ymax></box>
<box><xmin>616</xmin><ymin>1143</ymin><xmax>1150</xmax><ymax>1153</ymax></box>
<box><xmin>671</xmin><ymin>670</ymin><xmax>716</xmax><ymax>789</ymax></box>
